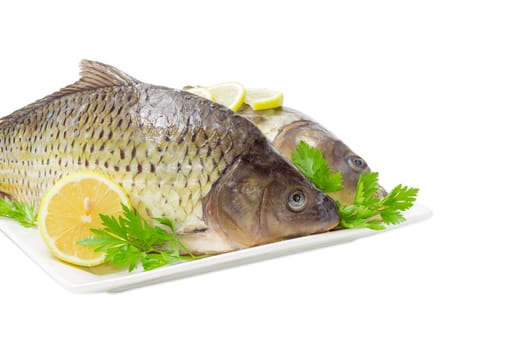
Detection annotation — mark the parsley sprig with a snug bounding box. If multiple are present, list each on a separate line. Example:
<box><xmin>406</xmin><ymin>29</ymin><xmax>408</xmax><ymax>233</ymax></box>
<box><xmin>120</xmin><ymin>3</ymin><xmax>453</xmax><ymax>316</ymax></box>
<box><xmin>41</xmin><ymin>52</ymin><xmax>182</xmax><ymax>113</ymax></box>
<box><xmin>78</xmin><ymin>205</ymin><xmax>201</xmax><ymax>272</ymax></box>
<box><xmin>0</xmin><ymin>197</ymin><xmax>37</xmax><ymax>228</ymax></box>
<box><xmin>291</xmin><ymin>141</ymin><xmax>418</xmax><ymax>230</ymax></box>
<box><xmin>291</xmin><ymin>141</ymin><xmax>343</xmax><ymax>193</ymax></box>
<box><xmin>339</xmin><ymin>172</ymin><xmax>419</xmax><ymax>230</ymax></box>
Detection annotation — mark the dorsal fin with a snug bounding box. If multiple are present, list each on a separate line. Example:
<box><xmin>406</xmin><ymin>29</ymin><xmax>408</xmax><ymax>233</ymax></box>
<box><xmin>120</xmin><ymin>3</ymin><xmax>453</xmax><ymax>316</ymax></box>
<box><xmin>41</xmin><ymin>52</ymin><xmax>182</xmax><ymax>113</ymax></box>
<box><xmin>37</xmin><ymin>60</ymin><xmax>139</xmax><ymax>102</ymax></box>
<box><xmin>62</xmin><ymin>59</ymin><xmax>140</xmax><ymax>94</ymax></box>
<box><xmin>2</xmin><ymin>60</ymin><xmax>140</xmax><ymax>121</ymax></box>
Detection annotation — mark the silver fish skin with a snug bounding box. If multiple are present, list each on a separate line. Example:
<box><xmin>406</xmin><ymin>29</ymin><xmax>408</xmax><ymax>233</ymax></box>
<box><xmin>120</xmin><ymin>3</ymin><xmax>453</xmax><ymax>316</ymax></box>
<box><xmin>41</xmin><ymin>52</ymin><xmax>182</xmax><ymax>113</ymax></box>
<box><xmin>0</xmin><ymin>61</ymin><xmax>339</xmax><ymax>254</ymax></box>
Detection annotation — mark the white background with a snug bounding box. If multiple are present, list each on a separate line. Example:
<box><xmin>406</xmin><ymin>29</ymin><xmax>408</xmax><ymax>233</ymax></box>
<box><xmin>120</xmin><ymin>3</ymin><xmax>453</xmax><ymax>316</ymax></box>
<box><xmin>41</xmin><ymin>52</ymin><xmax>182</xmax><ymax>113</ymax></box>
<box><xmin>0</xmin><ymin>1</ymin><xmax>518</xmax><ymax>349</ymax></box>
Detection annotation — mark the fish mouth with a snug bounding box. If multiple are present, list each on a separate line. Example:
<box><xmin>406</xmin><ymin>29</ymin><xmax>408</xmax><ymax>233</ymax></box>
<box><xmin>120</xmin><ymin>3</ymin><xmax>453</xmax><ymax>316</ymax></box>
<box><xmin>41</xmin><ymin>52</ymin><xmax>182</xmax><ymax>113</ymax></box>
<box><xmin>375</xmin><ymin>184</ymin><xmax>387</xmax><ymax>199</ymax></box>
<box><xmin>320</xmin><ymin>193</ymin><xmax>340</xmax><ymax>231</ymax></box>
<box><xmin>325</xmin><ymin>219</ymin><xmax>340</xmax><ymax>232</ymax></box>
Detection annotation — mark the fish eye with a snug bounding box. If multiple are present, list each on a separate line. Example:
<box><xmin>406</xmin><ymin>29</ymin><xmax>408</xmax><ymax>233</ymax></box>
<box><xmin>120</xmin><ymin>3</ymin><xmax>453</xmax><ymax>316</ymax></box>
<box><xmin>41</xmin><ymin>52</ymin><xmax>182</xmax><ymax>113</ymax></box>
<box><xmin>347</xmin><ymin>156</ymin><xmax>367</xmax><ymax>172</ymax></box>
<box><xmin>287</xmin><ymin>189</ymin><xmax>307</xmax><ymax>212</ymax></box>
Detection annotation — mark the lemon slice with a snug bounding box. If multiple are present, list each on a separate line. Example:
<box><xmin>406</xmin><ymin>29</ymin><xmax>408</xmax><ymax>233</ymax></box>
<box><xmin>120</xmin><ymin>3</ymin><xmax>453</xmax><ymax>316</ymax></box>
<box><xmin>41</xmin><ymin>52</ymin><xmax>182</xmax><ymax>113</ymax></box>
<box><xmin>185</xmin><ymin>86</ymin><xmax>216</xmax><ymax>101</ymax></box>
<box><xmin>206</xmin><ymin>82</ymin><xmax>246</xmax><ymax>112</ymax></box>
<box><xmin>244</xmin><ymin>88</ymin><xmax>284</xmax><ymax>110</ymax></box>
<box><xmin>38</xmin><ymin>172</ymin><xmax>130</xmax><ymax>267</ymax></box>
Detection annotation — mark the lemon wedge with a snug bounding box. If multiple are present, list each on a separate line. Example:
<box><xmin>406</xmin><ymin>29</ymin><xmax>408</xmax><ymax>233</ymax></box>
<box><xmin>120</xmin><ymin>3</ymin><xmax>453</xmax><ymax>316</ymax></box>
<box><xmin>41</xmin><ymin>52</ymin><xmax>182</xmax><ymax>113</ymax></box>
<box><xmin>38</xmin><ymin>172</ymin><xmax>130</xmax><ymax>267</ymax></box>
<box><xmin>244</xmin><ymin>88</ymin><xmax>284</xmax><ymax>110</ymax></box>
<box><xmin>185</xmin><ymin>86</ymin><xmax>216</xmax><ymax>101</ymax></box>
<box><xmin>206</xmin><ymin>82</ymin><xmax>246</xmax><ymax>112</ymax></box>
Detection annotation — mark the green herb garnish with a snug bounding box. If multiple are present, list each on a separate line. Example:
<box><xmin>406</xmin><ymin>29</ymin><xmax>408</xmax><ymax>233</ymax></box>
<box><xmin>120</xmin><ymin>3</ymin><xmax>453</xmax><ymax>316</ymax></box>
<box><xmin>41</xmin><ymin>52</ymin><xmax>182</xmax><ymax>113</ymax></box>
<box><xmin>291</xmin><ymin>140</ymin><xmax>343</xmax><ymax>193</ymax></box>
<box><xmin>291</xmin><ymin>141</ymin><xmax>418</xmax><ymax>230</ymax></box>
<box><xmin>339</xmin><ymin>172</ymin><xmax>419</xmax><ymax>230</ymax></box>
<box><xmin>78</xmin><ymin>205</ymin><xmax>201</xmax><ymax>272</ymax></box>
<box><xmin>0</xmin><ymin>197</ymin><xmax>37</xmax><ymax>228</ymax></box>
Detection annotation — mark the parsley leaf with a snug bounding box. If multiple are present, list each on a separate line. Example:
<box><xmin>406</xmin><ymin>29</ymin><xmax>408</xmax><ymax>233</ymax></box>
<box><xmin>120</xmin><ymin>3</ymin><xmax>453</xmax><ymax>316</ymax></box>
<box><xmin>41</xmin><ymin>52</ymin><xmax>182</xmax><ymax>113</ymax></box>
<box><xmin>337</xmin><ymin>172</ymin><xmax>419</xmax><ymax>230</ymax></box>
<box><xmin>379</xmin><ymin>184</ymin><xmax>419</xmax><ymax>225</ymax></box>
<box><xmin>0</xmin><ymin>197</ymin><xmax>37</xmax><ymax>228</ymax></box>
<box><xmin>78</xmin><ymin>205</ymin><xmax>201</xmax><ymax>272</ymax></box>
<box><xmin>291</xmin><ymin>140</ymin><xmax>343</xmax><ymax>193</ymax></box>
<box><xmin>339</xmin><ymin>204</ymin><xmax>386</xmax><ymax>230</ymax></box>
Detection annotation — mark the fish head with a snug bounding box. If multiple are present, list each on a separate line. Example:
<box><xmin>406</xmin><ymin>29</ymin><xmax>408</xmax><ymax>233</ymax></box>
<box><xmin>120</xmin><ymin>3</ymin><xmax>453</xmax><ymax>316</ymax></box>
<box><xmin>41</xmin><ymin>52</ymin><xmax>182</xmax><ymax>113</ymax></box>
<box><xmin>273</xmin><ymin>119</ymin><xmax>387</xmax><ymax>204</ymax></box>
<box><xmin>203</xmin><ymin>143</ymin><xmax>339</xmax><ymax>247</ymax></box>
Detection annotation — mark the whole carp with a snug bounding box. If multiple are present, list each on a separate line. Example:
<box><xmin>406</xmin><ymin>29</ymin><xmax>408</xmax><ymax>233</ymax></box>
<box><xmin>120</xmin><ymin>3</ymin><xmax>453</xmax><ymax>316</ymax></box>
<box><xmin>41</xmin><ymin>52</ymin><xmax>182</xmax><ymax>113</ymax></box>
<box><xmin>0</xmin><ymin>60</ymin><xmax>338</xmax><ymax>254</ymax></box>
<box><xmin>237</xmin><ymin>105</ymin><xmax>387</xmax><ymax>205</ymax></box>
